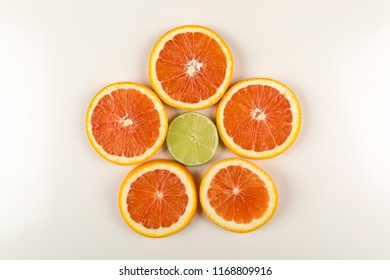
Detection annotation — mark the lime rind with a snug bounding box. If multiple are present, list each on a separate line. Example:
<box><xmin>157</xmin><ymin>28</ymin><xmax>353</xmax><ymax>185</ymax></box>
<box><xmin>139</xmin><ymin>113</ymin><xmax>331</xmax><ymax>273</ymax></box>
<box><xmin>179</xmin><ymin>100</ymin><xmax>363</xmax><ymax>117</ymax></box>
<box><xmin>166</xmin><ymin>112</ymin><xmax>218</xmax><ymax>166</ymax></box>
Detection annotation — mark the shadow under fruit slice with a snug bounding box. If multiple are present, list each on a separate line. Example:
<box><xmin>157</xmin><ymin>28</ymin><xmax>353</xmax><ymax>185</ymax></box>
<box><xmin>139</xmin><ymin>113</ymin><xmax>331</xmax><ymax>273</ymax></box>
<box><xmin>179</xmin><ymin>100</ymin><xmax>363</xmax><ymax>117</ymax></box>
<box><xmin>200</xmin><ymin>158</ymin><xmax>278</xmax><ymax>233</ymax></box>
<box><xmin>118</xmin><ymin>160</ymin><xmax>197</xmax><ymax>238</ymax></box>
<box><xmin>86</xmin><ymin>82</ymin><xmax>168</xmax><ymax>165</ymax></box>
<box><xmin>216</xmin><ymin>78</ymin><xmax>301</xmax><ymax>159</ymax></box>
<box><xmin>166</xmin><ymin>112</ymin><xmax>218</xmax><ymax>166</ymax></box>
<box><xmin>149</xmin><ymin>25</ymin><xmax>233</xmax><ymax>110</ymax></box>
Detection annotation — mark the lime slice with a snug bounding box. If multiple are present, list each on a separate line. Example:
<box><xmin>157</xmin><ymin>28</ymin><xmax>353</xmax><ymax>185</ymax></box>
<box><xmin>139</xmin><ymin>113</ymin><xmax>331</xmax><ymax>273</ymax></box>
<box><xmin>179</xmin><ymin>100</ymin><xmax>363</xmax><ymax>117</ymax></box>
<box><xmin>166</xmin><ymin>112</ymin><xmax>219</xmax><ymax>166</ymax></box>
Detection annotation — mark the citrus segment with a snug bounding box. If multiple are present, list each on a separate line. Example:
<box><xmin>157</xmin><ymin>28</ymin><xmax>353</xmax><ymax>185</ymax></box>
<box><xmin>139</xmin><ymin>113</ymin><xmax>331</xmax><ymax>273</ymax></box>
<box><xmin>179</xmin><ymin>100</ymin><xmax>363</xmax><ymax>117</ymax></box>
<box><xmin>86</xmin><ymin>82</ymin><xmax>168</xmax><ymax>165</ymax></box>
<box><xmin>200</xmin><ymin>158</ymin><xmax>277</xmax><ymax>233</ymax></box>
<box><xmin>216</xmin><ymin>78</ymin><xmax>301</xmax><ymax>159</ymax></box>
<box><xmin>166</xmin><ymin>112</ymin><xmax>218</xmax><ymax>166</ymax></box>
<box><xmin>119</xmin><ymin>160</ymin><xmax>197</xmax><ymax>238</ymax></box>
<box><xmin>149</xmin><ymin>25</ymin><xmax>233</xmax><ymax>110</ymax></box>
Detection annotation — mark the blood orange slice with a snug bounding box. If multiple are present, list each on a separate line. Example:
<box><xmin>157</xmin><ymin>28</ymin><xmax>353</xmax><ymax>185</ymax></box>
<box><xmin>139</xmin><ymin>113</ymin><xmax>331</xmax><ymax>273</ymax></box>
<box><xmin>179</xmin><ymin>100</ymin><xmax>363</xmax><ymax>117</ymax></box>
<box><xmin>216</xmin><ymin>78</ymin><xmax>301</xmax><ymax>159</ymax></box>
<box><xmin>149</xmin><ymin>25</ymin><xmax>233</xmax><ymax>110</ymax></box>
<box><xmin>118</xmin><ymin>160</ymin><xmax>197</xmax><ymax>238</ymax></box>
<box><xmin>200</xmin><ymin>158</ymin><xmax>278</xmax><ymax>233</ymax></box>
<box><xmin>86</xmin><ymin>82</ymin><xmax>168</xmax><ymax>165</ymax></box>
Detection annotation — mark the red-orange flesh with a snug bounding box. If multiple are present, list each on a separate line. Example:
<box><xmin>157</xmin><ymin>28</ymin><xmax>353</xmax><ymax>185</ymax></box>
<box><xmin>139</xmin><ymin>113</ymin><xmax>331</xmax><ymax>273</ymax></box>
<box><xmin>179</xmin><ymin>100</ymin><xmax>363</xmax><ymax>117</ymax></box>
<box><xmin>207</xmin><ymin>165</ymin><xmax>269</xmax><ymax>224</ymax></box>
<box><xmin>223</xmin><ymin>85</ymin><xmax>292</xmax><ymax>152</ymax></box>
<box><xmin>91</xmin><ymin>88</ymin><xmax>161</xmax><ymax>157</ymax></box>
<box><xmin>156</xmin><ymin>32</ymin><xmax>227</xmax><ymax>103</ymax></box>
<box><xmin>127</xmin><ymin>169</ymin><xmax>188</xmax><ymax>229</ymax></box>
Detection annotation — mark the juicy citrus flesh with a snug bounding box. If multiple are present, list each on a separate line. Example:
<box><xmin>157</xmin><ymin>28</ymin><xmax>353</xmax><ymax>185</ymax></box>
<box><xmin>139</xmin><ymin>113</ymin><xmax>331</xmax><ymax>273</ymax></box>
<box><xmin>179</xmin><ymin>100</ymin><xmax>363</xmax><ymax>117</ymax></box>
<box><xmin>216</xmin><ymin>78</ymin><xmax>301</xmax><ymax>159</ymax></box>
<box><xmin>200</xmin><ymin>158</ymin><xmax>278</xmax><ymax>233</ymax></box>
<box><xmin>86</xmin><ymin>82</ymin><xmax>168</xmax><ymax>165</ymax></box>
<box><xmin>149</xmin><ymin>25</ymin><xmax>233</xmax><ymax>110</ymax></box>
<box><xmin>119</xmin><ymin>160</ymin><xmax>197</xmax><ymax>238</ymax></box>
<box><xmin>166</xmin><ymin>112</ymin><xmax>218</xmax><ymax>166</ymax></box>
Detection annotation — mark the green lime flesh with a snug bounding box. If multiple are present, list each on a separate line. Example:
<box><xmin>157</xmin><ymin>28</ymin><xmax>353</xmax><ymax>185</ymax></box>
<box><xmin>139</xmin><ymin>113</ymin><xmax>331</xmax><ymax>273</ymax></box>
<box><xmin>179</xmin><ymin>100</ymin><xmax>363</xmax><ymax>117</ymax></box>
<box><xmin>166</xmin><ymin>112</ymin><xmax>219</xmax><ymax>166</ymax></box>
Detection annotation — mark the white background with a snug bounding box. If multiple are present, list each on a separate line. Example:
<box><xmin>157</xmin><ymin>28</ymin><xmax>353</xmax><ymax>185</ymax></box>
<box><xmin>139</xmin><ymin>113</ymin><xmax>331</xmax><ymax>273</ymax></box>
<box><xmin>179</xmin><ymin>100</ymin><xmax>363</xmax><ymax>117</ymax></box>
<box><xmin>1</xmin><ymin>0</ymin><xmax>389</xmax><ymax>259</ymax></box>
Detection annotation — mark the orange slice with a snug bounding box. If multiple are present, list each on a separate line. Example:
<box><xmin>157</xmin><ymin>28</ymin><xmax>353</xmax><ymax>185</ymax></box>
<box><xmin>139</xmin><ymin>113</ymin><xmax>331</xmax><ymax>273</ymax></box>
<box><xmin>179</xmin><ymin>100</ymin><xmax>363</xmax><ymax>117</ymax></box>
<box><xmin>149</xmin><ymin>25</ymin><xmax>233</xmax><ymax>110</ymax></box>
<box><xmin>118</xmin><ymin>160</ymin><xmax>197</xmax><ymax>238</ymax></box>
<box><xmin>216</xmin><ymin>78</ymin><xmax>301</xmax><ymax>159</ymax></box>
<box><xmin>200</xmin><ymin>158</ymin><xmax>278</xmax><ymax>233</ymax></box>
<box><xmin>86</xmin><ymin>82</ymin><xmax>168</xmax><ymax>165</ymax></box>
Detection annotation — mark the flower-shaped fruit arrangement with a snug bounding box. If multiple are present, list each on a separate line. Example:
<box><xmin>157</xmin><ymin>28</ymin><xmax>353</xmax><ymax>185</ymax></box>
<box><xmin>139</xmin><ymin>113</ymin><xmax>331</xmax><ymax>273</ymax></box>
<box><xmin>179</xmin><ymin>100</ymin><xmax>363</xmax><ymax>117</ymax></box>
<box><xmin>86</xmin><ymin>25</ymin><xmax>301</xmax><ymax>238</ymax></box>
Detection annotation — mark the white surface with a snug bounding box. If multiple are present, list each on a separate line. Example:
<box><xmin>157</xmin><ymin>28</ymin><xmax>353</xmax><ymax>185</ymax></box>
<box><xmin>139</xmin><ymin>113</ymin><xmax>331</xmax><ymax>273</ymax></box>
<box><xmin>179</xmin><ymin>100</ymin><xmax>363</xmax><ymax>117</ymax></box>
<box><xmin>1</xmin><ymin>0</ymin><xmax>390</xmax><ymax>259</ymax></box>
